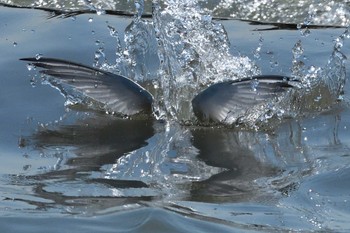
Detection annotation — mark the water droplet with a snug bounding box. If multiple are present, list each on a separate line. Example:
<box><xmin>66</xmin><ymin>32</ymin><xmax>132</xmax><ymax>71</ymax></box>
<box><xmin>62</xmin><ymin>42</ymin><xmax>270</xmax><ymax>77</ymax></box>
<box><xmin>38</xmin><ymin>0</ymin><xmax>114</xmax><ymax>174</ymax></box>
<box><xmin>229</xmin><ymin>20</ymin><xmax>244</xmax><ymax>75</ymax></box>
<box><xmin>254</xmin><ymin>47</ymin><xmax>261</xmax><ymax>59</ymax></box>
<box><xmin>314</xmin><ymin>95</ymin><xmax>322</xmax><ymax>102</ymax></box>
<box><xmin>308</xmin><ymin>65</ymin><xmax>316</xmax><ymax>73</ymax></box>
<box><xmin>95</xmin><ymin>50</ymin><xmax>103</xmax><ymax>59</ymax></box>
<box><xmin>26</xmin><ymin>64</ymin><xmax>35</xmax><ymax>71</ymax></box>
<box><xmin>13</xmin><ymin>42</ymin><xmax>17</xmax><ymax>47</ymax></box>
<box><xmin>337</xmin><ymin>95</ymin><xmax>344</xmax><ymax>101</ymax></box>
<box><xmin>88</xmin><ymin>17</ymin><xmax>93</xmax><ymax>23</ymax></box>
<box><xmin>264</xmin><ymin>110</ymin><xmax>274</xmax><ymax>120</ymax></box>
<box><xmin>108</xmin><ymin>25</ymin><xmax>119</xmax><ymax>38</ymax></box>
<box><xmin>250</xmin><ymin>79</ymin><xmax>259</xmax><ymax>91</ymax></box>
<box><xmin>35</xmin><ymin>54</ymin><xmax>43</xmax><ymax>60</ymax></box>
<box><xmin>300</xmin><ymin>27</ymin><xmax>311</xmax><ymax>37</ymax></box>
<box><xmin>276</xmin><ymin>109</ymin><xmax>285</xmax><ymax>117</ymax></box>
<box><xmin>30</xmin><ymin>77</ymin><xmax>36</xmax><ymax>87</ymax></box>
<box><xmin>292</xmin><ymin>40</ymin><xmax>304</xmax><ymax>58</ymax></box>
<box><xmin>96</xmin><ymin>8</ymin><xmax>105</xmax><ymax>16</ymax></box>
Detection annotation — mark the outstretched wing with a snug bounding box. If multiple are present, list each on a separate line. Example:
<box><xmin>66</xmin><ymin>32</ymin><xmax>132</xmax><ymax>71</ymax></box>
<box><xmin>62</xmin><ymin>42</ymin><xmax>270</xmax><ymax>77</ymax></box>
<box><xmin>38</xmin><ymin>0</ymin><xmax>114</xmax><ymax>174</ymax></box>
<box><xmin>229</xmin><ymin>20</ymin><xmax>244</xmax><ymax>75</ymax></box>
<box><xmin>192</xmin><ymin>75</ymin><xmax>298</xmax><ymax>124</ymax></box>
<box><xmin>21</xmin><ymin>57</ymin><xmax>153</xmax><ymax>116</ymax></box>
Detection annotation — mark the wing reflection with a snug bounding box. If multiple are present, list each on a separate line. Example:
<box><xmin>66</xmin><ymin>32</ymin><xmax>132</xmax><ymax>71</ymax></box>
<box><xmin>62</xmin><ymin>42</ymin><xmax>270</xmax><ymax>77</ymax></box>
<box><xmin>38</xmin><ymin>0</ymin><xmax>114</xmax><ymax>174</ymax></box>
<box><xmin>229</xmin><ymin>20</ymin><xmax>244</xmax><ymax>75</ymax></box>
<box><xmin>32</xmin><ymin>114</ymin><xmax>155</xmax><ymax>173</ymax></box>
<box><xmin>19</xmin><ymin>111</ymin><xmax>342</xmax><ymax>213</ymax></box>
<box><xmin>190</xmin><ymin>127</ymin><xmax>278</xmax><ymax>202</ymax></box>
<box><xmin>22</xmin><ymin>113</ymin><xmax>157</xmax><ymax>212</ymax></box>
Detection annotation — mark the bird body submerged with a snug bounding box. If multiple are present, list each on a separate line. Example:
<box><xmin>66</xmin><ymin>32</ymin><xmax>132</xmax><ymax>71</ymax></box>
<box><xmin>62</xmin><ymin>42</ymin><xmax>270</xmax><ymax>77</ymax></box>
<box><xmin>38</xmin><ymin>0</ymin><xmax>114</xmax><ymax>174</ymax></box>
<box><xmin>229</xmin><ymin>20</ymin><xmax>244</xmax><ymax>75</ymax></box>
<box><xmin>22</xmin><ymin>57</ymin><xmax>298</xmax><ymax>126</ymax></box>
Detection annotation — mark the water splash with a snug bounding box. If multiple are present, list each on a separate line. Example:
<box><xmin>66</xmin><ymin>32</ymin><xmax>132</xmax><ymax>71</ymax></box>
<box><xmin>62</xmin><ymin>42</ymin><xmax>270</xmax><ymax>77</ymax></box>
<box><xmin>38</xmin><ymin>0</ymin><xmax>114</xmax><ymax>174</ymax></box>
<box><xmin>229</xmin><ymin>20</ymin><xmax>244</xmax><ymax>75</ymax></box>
<box><xmin>211</xmin><ymin>0</ymin><xmax>350</xmax><ymax>26</ymax></box>
<box><xmin>152</xmin><ymin>0</ymin><xmax>260</xmax><ymax>123</ymax></box>
<box><xmin>15</xmin><ymin>0</ymin><xmax>348</xmax><ymax>127</ymax></box>
<box><xmin>283</xmin><ymin>26</ymin><xmax>349</xmax><ymax>117</ymax></box>
<box><xmin>84</xmin><ymin>0</ymin><xmax>348</xmax><ymax>127</ymax></box>
<box><xmin>103</xmin><ymin>122</ymin><xmax>219</xmax><ymax>199</ymax></box>
<box><xmin>11</xmin><ymin>1</ymin><xmax>350</xmax><ymax>224</ymax></box>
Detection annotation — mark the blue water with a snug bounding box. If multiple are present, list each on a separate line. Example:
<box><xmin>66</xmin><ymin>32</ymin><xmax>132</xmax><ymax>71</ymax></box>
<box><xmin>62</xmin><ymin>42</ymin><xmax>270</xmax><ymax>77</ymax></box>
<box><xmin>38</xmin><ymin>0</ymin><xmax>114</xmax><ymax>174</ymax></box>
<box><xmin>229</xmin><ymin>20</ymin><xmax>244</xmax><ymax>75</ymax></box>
<box><xmin>1</xmin><ymin>2</ymin><xmax>350</xmax><ymax>232</ymax></box>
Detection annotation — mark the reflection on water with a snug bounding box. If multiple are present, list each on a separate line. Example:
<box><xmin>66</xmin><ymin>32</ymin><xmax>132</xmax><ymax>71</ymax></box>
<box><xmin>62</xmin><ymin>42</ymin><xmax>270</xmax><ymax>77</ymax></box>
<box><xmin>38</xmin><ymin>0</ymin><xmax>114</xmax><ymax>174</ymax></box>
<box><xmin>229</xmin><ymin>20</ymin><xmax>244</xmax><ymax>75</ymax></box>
<box><xmin>32</xmin><ymin>114</ymin><xmax>154</xmax><ymax>176</ymax></box>
<box><xmin>190</xmin><ymin>127</ymin><xmax>277</xmax><ymax>202</ymax></box>
<box><xmin>13</xmin><ymin>106</ymin><xmax>349</xmax><ymax>232</ymax></box>
<box><xmin>16</xmin><ymin>110</ymin><xmax>344</xmax><ymax>210</ymax></box>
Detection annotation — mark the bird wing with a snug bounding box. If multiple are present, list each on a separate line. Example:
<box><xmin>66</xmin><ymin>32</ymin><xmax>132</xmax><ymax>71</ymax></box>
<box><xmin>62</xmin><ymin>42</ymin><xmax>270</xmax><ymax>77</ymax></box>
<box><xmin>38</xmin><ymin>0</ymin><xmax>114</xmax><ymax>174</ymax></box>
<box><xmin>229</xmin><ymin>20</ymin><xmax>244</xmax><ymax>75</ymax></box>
<box><xmin>192</xmin><ymin>75</ymin><xmax>298</xmax><ymax>124</ymax></box>
<box><xmin>21</xmin><ymin>57</ymin><xmax>153</xmax><ymax>116</ymax></box>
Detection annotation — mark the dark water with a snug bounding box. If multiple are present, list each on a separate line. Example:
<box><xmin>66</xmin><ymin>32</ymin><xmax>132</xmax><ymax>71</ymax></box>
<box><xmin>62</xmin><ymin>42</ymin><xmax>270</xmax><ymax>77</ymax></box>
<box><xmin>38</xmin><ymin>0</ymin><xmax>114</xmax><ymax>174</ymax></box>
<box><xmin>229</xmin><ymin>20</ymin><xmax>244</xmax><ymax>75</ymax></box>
<box><xmin>1</xmin><ymin>1</ymin><xmax>350</xmax><ymax>232</ymax></box>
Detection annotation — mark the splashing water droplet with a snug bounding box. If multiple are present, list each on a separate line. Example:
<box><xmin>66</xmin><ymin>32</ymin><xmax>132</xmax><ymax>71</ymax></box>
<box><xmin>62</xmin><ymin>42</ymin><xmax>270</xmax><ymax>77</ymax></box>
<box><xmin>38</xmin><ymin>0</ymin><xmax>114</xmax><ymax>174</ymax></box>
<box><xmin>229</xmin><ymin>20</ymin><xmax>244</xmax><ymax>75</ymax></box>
<box><xmin>35</xmin><ymin>54</ymin><xmax>43</xmax><ymax>60</ymax></box>
<box><xmin>134</xmin><ymin>0</ymin><xmax>144</xmax><ymax>21</ymax></box>
<box><xmin>152</xmin><ymin>0</ymin><xmax>260</xmax><ymax>122</ymax></box>
<box><xmin>251</xmin><ymin>79</ymin><xmax>260</xmax><ymax>91</ymax></box>
<box><xmin>26</xmin><ymin>64</ymin><xmax>35</xmax><ymax>71</ymax></box>
<box><xmin>83</xmin><ymin>0</ymin><xmax>105</xmax><ymax>16</ymax></box>
<box><xmin>96</xmin><ymin>8</ymin><xmax>105</xmax><ymax>16</ymax></box>
<box><xmin>254</xmin><ymin>35</ymin><xmax>263</xmax><ymax>59</ymax></box>
<box><xmin>107</xmin><ymin>25</ymin><xmax>118</xmax><ymax>38</ymax></box>
<box><xmin>300</xmin><ymin>27</ymin><xmax>311</xmax><ymax>37</ymax></box>
<box><xmin>292</xmin><ymin>40</ymin><xmax>304</xmax><ymax>59</ymax></box>
<box><xmin>30</xmin><ymin>76</ymin><xmax>36</xmax><ymax>87</ymax></box>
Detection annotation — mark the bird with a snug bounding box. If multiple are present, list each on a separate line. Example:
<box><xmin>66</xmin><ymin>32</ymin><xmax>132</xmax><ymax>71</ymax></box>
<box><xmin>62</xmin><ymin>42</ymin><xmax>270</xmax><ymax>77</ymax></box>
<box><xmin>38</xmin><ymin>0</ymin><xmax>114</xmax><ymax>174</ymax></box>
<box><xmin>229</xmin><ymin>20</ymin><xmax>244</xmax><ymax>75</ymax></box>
<box><xmin>21</xmin><ymin>57</ymin><xmax>298</xmax><ymax>125</ymax></box>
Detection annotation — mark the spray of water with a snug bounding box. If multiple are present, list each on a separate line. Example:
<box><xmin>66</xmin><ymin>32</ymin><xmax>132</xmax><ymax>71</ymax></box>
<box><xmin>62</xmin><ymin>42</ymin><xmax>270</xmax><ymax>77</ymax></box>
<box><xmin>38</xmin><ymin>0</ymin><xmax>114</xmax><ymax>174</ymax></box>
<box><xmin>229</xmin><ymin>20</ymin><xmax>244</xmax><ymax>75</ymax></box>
<box><xmin>80</xmin><ymin>0</ymin><xmax>348</xmax><ymax>127</ymax></box>
<box><xmin>150</xmin><ymin>0</ymin><xmax>260</xmax><ymax>123</ymax></box>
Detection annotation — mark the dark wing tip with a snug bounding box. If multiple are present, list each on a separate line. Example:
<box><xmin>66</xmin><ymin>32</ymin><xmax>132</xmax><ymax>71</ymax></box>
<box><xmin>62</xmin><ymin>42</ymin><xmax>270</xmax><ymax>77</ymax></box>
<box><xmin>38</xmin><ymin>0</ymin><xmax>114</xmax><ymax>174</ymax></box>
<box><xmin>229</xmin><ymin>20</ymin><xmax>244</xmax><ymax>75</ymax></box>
<box><xmin>20</xmin><ymin>57</ymin><xmax>35</xmax><ymax>61</ymax></box>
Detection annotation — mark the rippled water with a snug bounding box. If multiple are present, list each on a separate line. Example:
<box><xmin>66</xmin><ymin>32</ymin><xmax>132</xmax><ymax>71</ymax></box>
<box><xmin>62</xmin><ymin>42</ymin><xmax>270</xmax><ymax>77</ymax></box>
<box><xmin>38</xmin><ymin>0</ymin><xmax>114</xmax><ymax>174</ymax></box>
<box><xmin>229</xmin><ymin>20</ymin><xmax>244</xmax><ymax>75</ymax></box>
<box><xmin>1</xmin><ymin>0</ymin><xmax>350</xmax><ymax>232</ymax></box>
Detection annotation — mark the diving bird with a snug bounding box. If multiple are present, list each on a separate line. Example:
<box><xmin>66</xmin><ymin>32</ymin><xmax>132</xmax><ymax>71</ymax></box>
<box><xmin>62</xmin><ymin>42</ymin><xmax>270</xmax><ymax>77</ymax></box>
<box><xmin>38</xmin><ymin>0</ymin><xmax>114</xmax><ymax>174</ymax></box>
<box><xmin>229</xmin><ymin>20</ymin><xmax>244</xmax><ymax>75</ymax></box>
<box><xmin>21</xmin><ymin>57</ymin><xmax>297</xmax><ymax>125</ymax></box>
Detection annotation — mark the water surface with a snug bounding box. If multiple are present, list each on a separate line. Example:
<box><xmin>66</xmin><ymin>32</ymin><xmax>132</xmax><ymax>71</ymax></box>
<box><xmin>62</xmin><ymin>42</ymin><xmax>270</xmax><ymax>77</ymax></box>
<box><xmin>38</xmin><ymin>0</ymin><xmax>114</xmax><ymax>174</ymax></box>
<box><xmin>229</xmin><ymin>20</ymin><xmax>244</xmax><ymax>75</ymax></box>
<box><xmin>0</xmin><ymin>1</ymin><xmax>350</xmax><ymax>232</ymax></box>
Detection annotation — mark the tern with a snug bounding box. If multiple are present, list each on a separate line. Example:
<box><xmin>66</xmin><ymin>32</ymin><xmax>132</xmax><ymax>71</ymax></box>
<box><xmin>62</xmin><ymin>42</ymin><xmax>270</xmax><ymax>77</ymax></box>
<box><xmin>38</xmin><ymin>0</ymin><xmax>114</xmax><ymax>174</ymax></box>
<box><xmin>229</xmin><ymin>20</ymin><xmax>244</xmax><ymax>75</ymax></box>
<box><xmin>21</xmin><ymin>57</ymin><xmax>297</xmax><ymax>125</ymax></box>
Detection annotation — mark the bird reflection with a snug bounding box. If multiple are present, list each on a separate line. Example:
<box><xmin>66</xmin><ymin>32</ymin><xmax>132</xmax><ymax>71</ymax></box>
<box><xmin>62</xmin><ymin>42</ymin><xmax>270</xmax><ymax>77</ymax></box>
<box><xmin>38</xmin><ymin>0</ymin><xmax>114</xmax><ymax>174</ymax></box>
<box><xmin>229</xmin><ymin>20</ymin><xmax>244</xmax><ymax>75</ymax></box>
<box><xmin>32</xmin><ymin>113</ymin><xmax>155</xmax><ymax>174</ymax></box>
<box><xmin>21</xmin><ymin>112</ymin><xmax>335</xmax><ymax>213</ymax></box>
<box><xmin>190</xmin><ymin>127</ymin><xmax>278</xmax><ymax>202</ymax></box>
<box><xmin>21</xmin><ymin>113</ymin><xmax>157</xmax><ymax>212</ymax></box>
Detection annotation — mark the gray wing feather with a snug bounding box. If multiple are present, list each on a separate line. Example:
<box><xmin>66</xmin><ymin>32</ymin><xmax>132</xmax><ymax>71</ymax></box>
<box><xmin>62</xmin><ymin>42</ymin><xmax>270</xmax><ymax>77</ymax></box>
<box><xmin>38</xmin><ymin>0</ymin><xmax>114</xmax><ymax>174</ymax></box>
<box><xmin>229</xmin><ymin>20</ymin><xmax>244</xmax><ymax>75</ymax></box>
<box><xmin>192</xmin><ymin>75</ymin><xmax>297</xmax><ymax>124</ymax></box>
<box><xmin>21</xmin><ymin>57</ymin><xmax>153</xmax><ymax>116</ymax></box>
